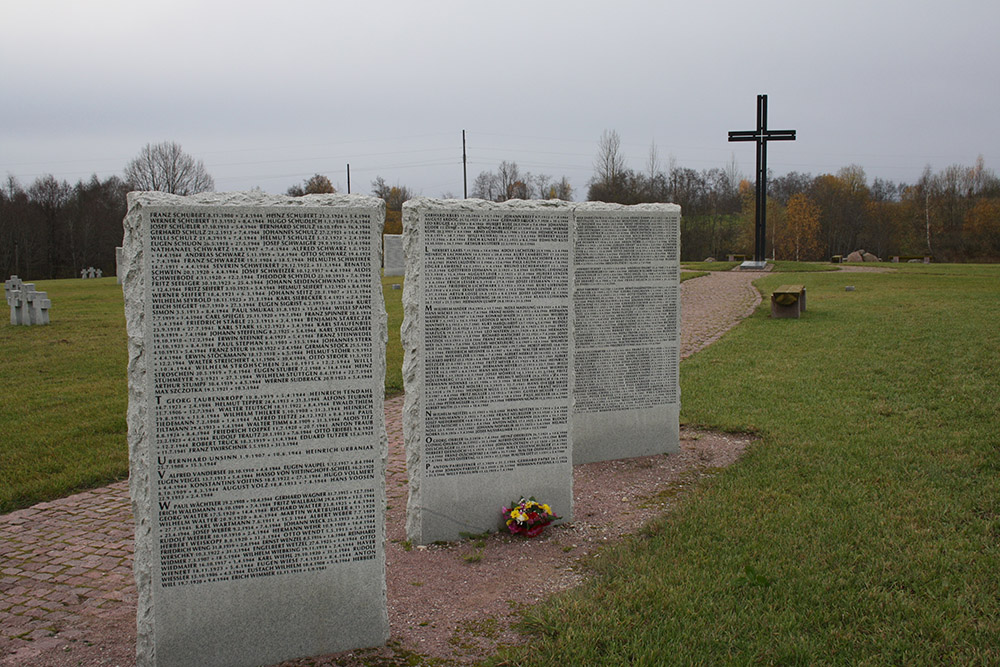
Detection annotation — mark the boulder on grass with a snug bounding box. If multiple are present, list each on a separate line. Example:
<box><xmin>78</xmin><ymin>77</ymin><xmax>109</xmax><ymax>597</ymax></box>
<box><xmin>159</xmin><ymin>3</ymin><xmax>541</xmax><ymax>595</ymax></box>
<box><xmin>845</xmin><ymin>250</ymin><xmax>864</xmax><ymax>262</ymax></box>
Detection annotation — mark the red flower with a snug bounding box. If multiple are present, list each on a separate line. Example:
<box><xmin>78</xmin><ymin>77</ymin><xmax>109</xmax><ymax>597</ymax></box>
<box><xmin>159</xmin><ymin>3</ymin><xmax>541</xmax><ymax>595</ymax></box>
<box><xmin>525</xmin><ymin>524</ymin><xmax>547</xmax><ymax>537</ymax></box>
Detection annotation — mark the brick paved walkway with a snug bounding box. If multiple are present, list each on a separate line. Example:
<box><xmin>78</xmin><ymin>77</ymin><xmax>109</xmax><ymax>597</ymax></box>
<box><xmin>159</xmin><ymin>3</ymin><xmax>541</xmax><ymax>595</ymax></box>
<box><xmin>0</xmin><ymin>269</ymin><xmax>761</xmax><ymax>666</ymax></box>
<box><xmin>680</xmin><ymin>269</ymin><xmax>763</xmax><ymax>359</ymax></box>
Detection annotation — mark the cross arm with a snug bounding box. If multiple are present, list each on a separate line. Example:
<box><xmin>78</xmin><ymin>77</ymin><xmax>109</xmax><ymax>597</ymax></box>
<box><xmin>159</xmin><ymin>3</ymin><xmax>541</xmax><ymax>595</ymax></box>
<box><xmin>728</xmin><ymin>131</ymin><xmax>759</xmax><ymax>142</ymax></box>
<box><xmin>766</xmin><ymin>130</ymin><xmax>796</xmax><ymax>141</ymax></box>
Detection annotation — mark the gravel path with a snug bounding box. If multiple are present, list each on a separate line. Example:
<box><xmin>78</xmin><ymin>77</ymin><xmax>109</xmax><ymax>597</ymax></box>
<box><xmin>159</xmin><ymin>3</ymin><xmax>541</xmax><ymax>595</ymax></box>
<box><xmin>0</xmin><ymin>269</ymin><xmax>763</xmax><ymax>667</ymax></box>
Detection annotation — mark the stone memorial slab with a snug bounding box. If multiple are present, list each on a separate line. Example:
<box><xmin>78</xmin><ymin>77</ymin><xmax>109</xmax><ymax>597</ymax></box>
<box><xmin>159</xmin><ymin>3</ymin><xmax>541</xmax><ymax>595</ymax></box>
<box><xmin>571</xmin><ymin>203</ymin><xmax>681</xmax><ymax>463</ymax></box>
<box><xmin>122</xmin><ymin>192</ymin><xmax>388</xmax><ymax>667</ymax></box>
<box><xmin>117</xmin><ymin>246</ymin><xmax>124</xmax><ymax>284</ymax></box>
<box><xmin>402</xmin><ymin>198</ymin><xmax>574</xmax><ymax>544</ymax></box>
<box><xmin>382</xmin><ymin>234</ymin><xmax>404</xmax><ymax>277</ymax></box>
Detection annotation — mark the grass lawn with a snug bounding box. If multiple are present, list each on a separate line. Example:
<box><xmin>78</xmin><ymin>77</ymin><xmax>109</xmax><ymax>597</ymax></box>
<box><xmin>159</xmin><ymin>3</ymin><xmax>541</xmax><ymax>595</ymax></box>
<box><xmin>682</xmin><ymin>260</ymin><xmax>742</xmax><ymax>272</ymax></box>
<box><xmin>0</xmin><ymin>278</ymin><xmax>128</xmax><ymax>512</ymax></box>
<box><xmin>5</xmin><ymin>263</ymin><xmax>999</xmax><ymax>663</ymax></box>
<box><xmin>495</xmin><ymin>263</ymin><xmax>1000</xmax><ymax>664</ymax></box>
<box><xmin>0</xmin><ymin>275</ymin><xmax>405</xmax><ymax>512</ymax></box>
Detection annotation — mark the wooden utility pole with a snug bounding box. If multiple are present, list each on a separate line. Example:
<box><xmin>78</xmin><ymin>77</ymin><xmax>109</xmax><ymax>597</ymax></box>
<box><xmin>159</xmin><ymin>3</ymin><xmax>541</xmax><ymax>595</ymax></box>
<box><xmin>462</xmin><ymin>130</ymin><xmax>468</xmax><ymax>199</ymax></box>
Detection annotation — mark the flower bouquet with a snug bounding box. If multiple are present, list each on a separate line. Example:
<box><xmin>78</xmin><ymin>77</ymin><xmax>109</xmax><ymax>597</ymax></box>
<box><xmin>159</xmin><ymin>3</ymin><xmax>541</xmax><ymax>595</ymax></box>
<box><xmin>502</xmin><ymin>497</ymin><xmax>560</xmax><ymax>537</ymax></box>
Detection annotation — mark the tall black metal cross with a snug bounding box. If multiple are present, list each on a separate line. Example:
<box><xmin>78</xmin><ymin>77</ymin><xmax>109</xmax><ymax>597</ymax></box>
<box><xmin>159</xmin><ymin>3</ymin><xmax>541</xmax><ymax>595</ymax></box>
<box><xmin>728</xmin><ymin>94</ymin><xmax>796</xmax><ymax>264</ymax></box>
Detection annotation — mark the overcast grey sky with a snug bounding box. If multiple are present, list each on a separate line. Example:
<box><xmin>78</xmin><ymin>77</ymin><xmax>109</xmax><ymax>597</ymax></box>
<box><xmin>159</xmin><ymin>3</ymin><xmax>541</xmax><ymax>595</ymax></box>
<box><xmin>2</xmin><ymin>0</ymin><xmax>997</xmax><ymax>199</ymax></box>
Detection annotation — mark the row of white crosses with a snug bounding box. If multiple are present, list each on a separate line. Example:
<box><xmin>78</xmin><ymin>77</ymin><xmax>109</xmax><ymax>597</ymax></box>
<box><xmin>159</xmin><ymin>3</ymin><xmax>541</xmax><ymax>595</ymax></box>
<box><xmin>80</xmin><ymin>266</ymin><xmax>103</xmax><ymax>278</ymax></box>
<box><xmin>4</xmin><ymin>276</ymin><xmax>51</xmax><ymax>325</ymax></box>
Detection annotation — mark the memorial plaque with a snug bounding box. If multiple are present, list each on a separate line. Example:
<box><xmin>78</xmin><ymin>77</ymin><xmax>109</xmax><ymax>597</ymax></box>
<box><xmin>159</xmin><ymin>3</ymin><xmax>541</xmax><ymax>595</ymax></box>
<box><xmin>382</xmin><ymin>234</ymin><xmax>404</xmax><ymax>277</ymax></box>
<box><xmin>122</xmin><ymin>192</ymin><xmax>388</xmax><ymax>667</ymax></box>
<box><xmin>572</xmin><ymin>203</ymin><xmax>681</xmax><ymax>464</ymax></box>
<box><xmin>402</xmin><ymin>198</ymin><xmax>573</xmax><ymax>544</ymax></box>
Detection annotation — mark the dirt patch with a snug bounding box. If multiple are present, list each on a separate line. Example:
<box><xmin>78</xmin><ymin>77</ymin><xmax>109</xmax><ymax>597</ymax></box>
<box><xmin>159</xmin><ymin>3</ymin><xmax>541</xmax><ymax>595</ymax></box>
<box><xmin>283</xmin><ymin>426</ymin><xmax>753</xmax><ymax>667</ymax></box>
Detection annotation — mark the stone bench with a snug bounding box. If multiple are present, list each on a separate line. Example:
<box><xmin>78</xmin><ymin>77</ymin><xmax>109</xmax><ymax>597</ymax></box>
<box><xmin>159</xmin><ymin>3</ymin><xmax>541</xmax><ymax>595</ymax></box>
<box><xmin>771</xmin><ymin>284</ymin><xmax>806</xmax><ymax>319</ymax></box>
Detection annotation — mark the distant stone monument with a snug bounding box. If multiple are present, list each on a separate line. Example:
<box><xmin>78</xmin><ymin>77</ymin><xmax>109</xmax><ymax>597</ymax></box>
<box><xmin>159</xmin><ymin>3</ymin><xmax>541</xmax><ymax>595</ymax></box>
<box><xmin>122</xmin><ymin>192</ymin><xmax>389</xmax><ymax>667</ymax></box>
<box><xmin>5</xmin><ymin>276</ymin><xmax>50</xmax><ymax>325</ymax></box>
<box><xmin>402</xmin><ymin>198</ymin><xmax>574</xmax><ymax>544</ymax></box>
<box><xmin>571</xmin><ymin>203</ymin><xmax>681</xmax><ymax>464</ymax></box>
<box><xmin>382</xmin><ymin>234</ymin><xmax>403</xmax><ymax>277</ymax></box>
<box><xmin>116</xmin><ymin>247</ymin><xmax>124</xmax><ymax>284</ymax></box>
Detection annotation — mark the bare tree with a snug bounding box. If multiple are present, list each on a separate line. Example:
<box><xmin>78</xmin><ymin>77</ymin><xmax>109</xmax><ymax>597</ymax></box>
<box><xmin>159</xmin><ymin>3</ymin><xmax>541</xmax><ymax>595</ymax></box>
<box><xmin>472</xmin><ymin>162</ymin><xmax>573</xmax><ymax>201</ymax></box>
<box><xmin>552</xmin><ymin>177</ymin><xmax>574</xmax><ymax>201</ymax></box>
<box><xmin>471</xmin><ymin>170</ymin><xmax>500</xmax><ymax>201</ymax></box>
<box><xmin>588</xmin><ymin>130</ymin><xmax>634</xmax><ymax>202</ymax></box>
<box><xmin>593</xmin><ymin>129</ymin><xmax>626</xmax><ymax>187</ymax></box>
<box><xmin>370</xmin><ymin>176</ymin><xmax>412</xmax><ymax>210</ymax></box>
<box><xmin>124</xmin><ymin>141</ymin><xmax>214</xmax><ymax>195</ymax></box>
<box><xmin>495</xmin><ymin>161</ymin><xmax>523</xmax><ymax>200</ymax></box>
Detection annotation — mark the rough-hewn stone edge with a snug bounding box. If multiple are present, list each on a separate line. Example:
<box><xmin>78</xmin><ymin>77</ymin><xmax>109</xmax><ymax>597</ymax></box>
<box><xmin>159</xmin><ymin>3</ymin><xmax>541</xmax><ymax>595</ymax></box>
<box><xmin>370</xmin><ymin>201</ymin><xmax>391</xmax><ymax>644</ymax></box>
<box><xmin>122</xmin><ymin>193</ymin><xmax>153</xmax><ymax>666</ymax></box>
<box><xmin>573</xmin><ymin>201</ymin><xmax>681</xmax><ymax>216</ymax></box>
<box><xmin>123</xmin><ymin>191</ymin><xmax>390</xmax><ymax>663</ymax></box>
<box><xmin>401</xmin><ymin>200</ymin><xmax>424</xmax><ymax>543</ymax></box>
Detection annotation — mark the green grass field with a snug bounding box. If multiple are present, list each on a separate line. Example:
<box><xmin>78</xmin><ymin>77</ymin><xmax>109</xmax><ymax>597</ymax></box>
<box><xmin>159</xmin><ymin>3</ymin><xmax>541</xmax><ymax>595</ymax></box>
<box><xmin>0</xmin><ymin>275</ymin><xmax>405</xmax><ymax>512</ymax></box>
<box><xmin>4</xmin><ymin>264</ymin><xmax>999</xmax><ymax>663</ymax></box>
<box><xmin>496</xmin><ymin>263</ymin><xmax>1000</xmax><ymax>665</ymax></box>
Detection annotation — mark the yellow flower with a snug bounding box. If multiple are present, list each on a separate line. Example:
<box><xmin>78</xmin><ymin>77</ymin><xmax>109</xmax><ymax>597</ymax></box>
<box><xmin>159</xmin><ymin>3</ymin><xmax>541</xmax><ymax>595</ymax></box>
<box><xmin>542</xmin><ymin>504</ymin><xmax>552</xmax><ymax>514</ymax></box>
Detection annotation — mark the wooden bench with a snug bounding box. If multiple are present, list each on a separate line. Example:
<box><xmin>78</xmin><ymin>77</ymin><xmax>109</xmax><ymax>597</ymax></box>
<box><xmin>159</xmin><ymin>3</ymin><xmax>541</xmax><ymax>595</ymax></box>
<box><xmin>771</xmin><ymin>284</ymin><xmax>806</xmax><ymax>318</ymax></box>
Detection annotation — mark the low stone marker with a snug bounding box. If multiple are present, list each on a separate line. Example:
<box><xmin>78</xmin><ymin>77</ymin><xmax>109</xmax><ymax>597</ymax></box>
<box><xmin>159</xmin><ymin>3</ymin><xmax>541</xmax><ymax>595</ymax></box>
<box><xmin>402</xmin><ymin>198</ymin><xmax>574</xmax><ymax>544</ymax></box>
<box><xmin>383</xmin><ymin>234</ymin><xmax>404</xmax><ymax>277</ymax></box>
<box><xmin>572</xmin><ymin>203</ymin><xmax>681</xmax><ymax>464</ymax></box>
<box><xmin>771</xmin><ymin>284</ymin><xmax>806</xmax><ymax>318</ymax></box>
<box><xmin>122</xmin><ymin>192</ymin><xmax>389</xmax><ymax>667</ymax></box>
<box><xmin>5</xmin><ymin>276</ymin><xmax>50</xmax><ymax>325</ymax></box>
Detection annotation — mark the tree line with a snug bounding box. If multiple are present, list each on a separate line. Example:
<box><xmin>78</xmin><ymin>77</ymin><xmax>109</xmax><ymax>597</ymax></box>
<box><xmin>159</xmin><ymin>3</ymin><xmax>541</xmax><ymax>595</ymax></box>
<box><xmin>4</xmin><ymin>137</ymin><xmax>999</xmax><ymax>280</ymax></box>
<box><xmin>1</xmin><ymin>174</ymin><xmax>130</xmax><ymax>280</ymax></box>
<box><xmin>587</xmin><ymin>130</ymin><xmax>1000</xmax><ymax>262</ymax></box>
